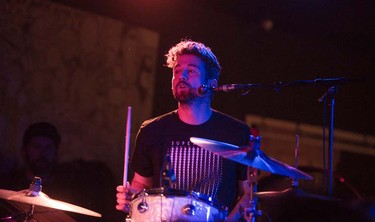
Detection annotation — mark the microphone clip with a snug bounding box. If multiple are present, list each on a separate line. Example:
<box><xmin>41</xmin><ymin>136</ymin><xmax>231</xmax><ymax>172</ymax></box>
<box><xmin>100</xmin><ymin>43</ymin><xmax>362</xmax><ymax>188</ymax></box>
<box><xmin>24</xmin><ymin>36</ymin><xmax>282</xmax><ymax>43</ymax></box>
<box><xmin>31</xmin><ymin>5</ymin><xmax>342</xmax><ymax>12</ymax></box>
<box><xmin>198</xmin><ymin>85</ymin><xmax>215</xmax><ymax>95</ymax></box>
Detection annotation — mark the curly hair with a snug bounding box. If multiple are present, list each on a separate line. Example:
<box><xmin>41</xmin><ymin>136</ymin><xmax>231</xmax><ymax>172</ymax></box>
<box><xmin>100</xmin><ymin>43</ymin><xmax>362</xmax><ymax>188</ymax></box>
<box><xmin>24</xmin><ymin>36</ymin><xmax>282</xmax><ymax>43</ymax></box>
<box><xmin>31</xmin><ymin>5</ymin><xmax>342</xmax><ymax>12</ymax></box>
<box><xmin>165</xmin><ymin>39</ymin><xmax>221</xmax><ymax>81</ymax></box>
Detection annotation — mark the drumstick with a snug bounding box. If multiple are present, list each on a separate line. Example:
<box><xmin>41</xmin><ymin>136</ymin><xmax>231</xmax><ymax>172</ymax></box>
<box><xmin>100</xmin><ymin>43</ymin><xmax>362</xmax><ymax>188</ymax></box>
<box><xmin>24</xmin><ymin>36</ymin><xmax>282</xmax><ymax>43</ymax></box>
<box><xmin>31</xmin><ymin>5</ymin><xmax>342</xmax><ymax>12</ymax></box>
<box><xmin>123</xmin><ymin>106</ymin><xmax>132</xmax><ymax>186</ymax></box>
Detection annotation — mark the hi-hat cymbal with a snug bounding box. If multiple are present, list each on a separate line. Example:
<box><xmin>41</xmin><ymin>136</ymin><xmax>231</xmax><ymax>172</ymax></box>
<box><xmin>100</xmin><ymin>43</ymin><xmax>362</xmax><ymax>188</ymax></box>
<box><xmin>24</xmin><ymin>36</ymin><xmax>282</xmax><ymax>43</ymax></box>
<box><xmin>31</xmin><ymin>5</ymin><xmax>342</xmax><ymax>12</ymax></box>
<box><xmin>0</xmin><ymin>189</ymin><xmax>102</xmax><ymax>218</ymax></box>
<box><xmin>190</xmin><ymin>137</ymin><xmax>312</xmax><ymax>180</ymax></box>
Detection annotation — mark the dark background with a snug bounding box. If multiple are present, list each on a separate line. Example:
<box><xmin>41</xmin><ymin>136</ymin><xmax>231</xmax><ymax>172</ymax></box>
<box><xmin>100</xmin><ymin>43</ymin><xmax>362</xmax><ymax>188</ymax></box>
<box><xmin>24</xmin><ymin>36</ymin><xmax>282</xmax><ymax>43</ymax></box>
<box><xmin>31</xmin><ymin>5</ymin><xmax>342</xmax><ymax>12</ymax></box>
<box><xmin>50</xmin><ymin>0</ymin><xmax>375</xmax><ymax>136</ymax></box>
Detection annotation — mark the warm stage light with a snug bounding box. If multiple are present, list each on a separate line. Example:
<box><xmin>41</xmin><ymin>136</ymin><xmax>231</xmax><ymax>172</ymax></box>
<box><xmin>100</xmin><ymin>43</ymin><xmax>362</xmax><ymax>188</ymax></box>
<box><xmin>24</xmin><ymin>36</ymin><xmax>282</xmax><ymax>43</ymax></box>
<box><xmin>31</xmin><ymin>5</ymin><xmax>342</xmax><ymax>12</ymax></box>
<box><xmin>261</xmin><ymin>18</ymin><xmax>273</xmax><ymax>32</ymax></box>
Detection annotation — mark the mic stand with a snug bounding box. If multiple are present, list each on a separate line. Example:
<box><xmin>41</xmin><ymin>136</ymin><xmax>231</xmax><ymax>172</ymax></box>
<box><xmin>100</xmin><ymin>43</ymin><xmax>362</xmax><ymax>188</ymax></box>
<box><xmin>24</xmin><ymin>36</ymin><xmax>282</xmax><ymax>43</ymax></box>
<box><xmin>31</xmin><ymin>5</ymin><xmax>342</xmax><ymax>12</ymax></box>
<box><xmin>277</xmin><ymin>79</ymin><xmax>341</xmax><ymax>197</ymax></box>
<box><xmin>275</xmin><ymin>78</ymin><xmax>349</xmax><ymax>197</ymax></box>
<box><xmin>218</xmin><ymin>77</ymin><xmax>369</xmax><ymax>198</ymax></box>
<box><xmin>319</xmin><ymin>85</ymin><xmax>337</xmax><ymax>197</ymax></box>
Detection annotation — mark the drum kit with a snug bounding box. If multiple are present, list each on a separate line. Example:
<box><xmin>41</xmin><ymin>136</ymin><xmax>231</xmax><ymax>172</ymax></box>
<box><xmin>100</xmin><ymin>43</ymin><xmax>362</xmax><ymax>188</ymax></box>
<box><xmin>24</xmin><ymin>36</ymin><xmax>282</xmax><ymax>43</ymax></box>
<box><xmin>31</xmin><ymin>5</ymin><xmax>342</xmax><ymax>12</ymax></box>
<box><xmin>0</xmin><ymin>138</ymin><xmax>363</xmax><ymax>222</ymax></box>
<box><xmin>124</xmin><ymin>135</ymin><xmax>338</xmax><ymax>222</ymax></box>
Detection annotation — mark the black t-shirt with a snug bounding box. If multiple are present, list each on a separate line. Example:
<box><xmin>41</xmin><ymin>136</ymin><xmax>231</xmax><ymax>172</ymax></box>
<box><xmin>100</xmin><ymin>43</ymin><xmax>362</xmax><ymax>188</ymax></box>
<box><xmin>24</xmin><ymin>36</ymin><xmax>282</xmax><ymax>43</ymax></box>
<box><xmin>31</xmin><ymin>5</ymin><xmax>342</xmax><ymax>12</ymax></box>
<box><xmin>130</xmin><ymin>110</ymin><xmax>250</xmax><ymax>210</ymax></box>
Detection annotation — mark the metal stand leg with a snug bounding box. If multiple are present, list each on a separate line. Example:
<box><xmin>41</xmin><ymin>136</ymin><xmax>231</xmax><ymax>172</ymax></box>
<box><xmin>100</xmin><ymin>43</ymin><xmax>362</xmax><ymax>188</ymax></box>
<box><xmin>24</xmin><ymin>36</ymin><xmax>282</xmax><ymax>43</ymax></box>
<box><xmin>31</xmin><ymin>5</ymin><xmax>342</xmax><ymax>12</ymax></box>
<box><xmin>243</xmin><ymin>167</ymin><xmax>262</xmax><ymax>222</ymax></box>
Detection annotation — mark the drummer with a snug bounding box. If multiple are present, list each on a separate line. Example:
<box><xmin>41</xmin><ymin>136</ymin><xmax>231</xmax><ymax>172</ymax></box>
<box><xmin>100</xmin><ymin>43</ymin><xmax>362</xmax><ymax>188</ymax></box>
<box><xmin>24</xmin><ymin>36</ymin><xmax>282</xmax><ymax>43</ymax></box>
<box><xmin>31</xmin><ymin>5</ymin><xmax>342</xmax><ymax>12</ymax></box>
<box><xmin>115</xmin><ymin>39</ymin><xmax>251</xmax><ymax>220</ymax></box>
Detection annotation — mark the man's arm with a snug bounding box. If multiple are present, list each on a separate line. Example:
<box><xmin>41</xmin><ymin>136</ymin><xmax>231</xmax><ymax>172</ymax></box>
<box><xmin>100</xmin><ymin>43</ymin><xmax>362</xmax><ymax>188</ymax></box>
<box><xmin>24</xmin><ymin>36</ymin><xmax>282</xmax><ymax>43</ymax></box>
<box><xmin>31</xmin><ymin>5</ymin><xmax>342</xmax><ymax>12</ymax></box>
<box><xmin>131</xmin><ymin>172</ymin><xmax>153</xmax><ymax>191</ymax></box>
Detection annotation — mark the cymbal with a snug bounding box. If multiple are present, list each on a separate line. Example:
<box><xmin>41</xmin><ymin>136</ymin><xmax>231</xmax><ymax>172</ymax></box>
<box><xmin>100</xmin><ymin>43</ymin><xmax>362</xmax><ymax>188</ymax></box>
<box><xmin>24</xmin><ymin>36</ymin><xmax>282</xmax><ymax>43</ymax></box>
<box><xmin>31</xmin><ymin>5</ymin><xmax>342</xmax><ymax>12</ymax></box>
<box><xmin>190</xmin><ymin>137</ymin><xmax>313</xmax><ymax>180</ymax></box>
<box><xmin>0</xmin><ymin>189</ymin><xmax>102</xmax><ymax>218</ymax></box>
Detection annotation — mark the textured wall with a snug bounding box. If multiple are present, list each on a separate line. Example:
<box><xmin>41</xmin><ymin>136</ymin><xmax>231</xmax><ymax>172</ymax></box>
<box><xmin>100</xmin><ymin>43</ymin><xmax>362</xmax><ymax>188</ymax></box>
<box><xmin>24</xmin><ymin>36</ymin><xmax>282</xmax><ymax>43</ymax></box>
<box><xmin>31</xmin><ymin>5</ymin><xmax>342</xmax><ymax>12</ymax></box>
<box><xmin>0</xmin><ymin>0</ymin><xmax>159</xmax><ymax>182</ymax></box>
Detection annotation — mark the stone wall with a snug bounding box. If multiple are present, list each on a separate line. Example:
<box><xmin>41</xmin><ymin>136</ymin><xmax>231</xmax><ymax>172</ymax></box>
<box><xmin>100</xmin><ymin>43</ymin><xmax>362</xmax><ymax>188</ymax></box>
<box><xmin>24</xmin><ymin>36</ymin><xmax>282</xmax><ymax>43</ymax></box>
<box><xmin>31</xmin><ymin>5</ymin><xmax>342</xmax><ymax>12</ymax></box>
<box><xmin>0</xmin><ymin>0</ymin><xmax>159</xmax><ymax>182</ymax></box>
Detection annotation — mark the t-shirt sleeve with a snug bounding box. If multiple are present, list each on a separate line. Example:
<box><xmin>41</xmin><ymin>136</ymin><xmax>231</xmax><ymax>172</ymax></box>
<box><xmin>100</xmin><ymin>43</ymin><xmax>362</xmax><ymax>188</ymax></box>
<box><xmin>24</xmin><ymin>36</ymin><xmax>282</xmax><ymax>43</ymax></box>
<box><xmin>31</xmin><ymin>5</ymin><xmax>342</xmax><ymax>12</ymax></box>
<box><xmin>130</xmin><ymin>124</ymin><xmax>154</xmax><ymax>178</ymax></box>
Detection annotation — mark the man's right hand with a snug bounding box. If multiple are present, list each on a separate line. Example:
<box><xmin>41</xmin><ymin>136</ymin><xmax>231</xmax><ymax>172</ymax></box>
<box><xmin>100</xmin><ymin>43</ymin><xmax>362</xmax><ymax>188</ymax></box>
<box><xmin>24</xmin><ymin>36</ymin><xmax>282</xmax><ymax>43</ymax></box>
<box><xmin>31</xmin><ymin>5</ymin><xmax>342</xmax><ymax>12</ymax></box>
<box><xmin>115</xmin><ymin>173</ymin><xmax>153</xmax><ymax>213</ymax></box>
<box><xmin>115</xmin><ymin>182</ymin><xmax>137</xmax><ymax>213</ymax></box>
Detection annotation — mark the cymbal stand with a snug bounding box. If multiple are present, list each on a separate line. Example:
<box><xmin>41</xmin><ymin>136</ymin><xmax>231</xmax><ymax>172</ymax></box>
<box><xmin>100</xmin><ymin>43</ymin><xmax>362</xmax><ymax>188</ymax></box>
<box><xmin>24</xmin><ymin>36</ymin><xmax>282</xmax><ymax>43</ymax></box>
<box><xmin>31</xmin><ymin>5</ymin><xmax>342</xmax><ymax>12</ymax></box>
<box><xmin>242</xmin><ymin>135</ymin><xmax>263</xmax><ymax>222</ymax></box>
<box><xmin>23</xmin><ymin>177</ymin><xmax>42</xmax><ymax>221</ymax></box>
<box><xmin>290</xmin><ymin>134</ymin><xmax>300</xmax><ymax>189</ymax></box>
<box><xmin>243</xmin><ymin>166</ymin><xmax>261</xmax><ymax>222</ymax></box>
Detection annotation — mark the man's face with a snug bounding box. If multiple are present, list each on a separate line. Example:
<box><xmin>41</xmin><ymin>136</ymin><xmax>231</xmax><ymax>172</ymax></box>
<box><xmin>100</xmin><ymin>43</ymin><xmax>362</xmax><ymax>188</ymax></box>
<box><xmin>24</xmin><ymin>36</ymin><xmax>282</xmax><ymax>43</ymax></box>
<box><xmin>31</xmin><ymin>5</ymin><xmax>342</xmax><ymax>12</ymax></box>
<box><xmin>171</xmin><ymin>54</ymin><xmax>206</xmax><ymax>103</ymax></box>
<box><xmin>23</xmin><ymin>136</ymin><xmax>57</xmax><ymax>176</ymax></box>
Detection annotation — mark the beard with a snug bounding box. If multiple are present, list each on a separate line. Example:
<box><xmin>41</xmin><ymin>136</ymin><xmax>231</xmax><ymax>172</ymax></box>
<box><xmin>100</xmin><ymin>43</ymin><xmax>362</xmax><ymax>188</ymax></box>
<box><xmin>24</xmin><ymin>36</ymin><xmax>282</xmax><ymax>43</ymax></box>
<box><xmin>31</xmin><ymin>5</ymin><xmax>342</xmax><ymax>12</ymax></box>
<box><xmin>173</xmin><ymin>81</ymin><xmax>197</xmax><ymax>103</ymax></box>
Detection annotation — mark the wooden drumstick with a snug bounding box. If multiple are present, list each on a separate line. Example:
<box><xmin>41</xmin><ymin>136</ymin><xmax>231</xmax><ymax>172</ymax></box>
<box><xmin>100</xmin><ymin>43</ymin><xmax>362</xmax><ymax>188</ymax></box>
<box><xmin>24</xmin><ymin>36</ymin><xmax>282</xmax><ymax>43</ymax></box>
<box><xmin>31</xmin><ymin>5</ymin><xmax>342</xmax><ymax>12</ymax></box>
<box><xmin>123</xmin><ymin>106</ymin><xmax>132</xmax><ymax>186</ymax></box>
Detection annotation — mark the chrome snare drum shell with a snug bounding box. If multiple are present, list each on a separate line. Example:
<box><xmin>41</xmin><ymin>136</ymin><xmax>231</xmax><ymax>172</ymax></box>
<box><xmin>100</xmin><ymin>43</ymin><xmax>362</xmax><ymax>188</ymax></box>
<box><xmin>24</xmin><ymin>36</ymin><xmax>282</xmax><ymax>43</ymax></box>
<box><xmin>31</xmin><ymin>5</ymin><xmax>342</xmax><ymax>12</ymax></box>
<box><xmin>129</xmin><ymin>188</ymin><xmax>227</xmax><ymax>222</ymax></box>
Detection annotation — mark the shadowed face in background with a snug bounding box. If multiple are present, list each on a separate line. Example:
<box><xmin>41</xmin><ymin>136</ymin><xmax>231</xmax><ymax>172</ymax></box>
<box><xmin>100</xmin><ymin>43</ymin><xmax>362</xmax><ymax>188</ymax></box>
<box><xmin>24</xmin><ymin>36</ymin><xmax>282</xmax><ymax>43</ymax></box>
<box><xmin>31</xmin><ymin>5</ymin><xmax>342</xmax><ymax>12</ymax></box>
<box><xmin>22</xmin><ymin>136</ymin><xmax>58</xmax><ymax>177</ymax></box>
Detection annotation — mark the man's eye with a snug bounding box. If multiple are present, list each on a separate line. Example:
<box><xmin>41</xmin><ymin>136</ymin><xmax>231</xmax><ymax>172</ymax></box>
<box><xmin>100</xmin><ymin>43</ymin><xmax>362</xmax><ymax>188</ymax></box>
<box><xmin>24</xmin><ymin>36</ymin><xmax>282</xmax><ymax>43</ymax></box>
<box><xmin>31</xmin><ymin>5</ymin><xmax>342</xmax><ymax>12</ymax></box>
<box><xmin>188</xmin><ymin>69</ymin><xmax>198</xmax><ymax>74</ymax></box>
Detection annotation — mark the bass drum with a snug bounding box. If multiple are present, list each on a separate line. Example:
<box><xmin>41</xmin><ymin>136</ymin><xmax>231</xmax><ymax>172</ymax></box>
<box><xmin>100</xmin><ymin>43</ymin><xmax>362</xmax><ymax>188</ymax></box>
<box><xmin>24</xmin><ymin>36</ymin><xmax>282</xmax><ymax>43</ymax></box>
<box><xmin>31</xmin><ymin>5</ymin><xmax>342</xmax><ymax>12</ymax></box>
<box><xmin>129</xmin><ymin>188</ymin><xmax>227</xmax><ymax>222</ymax></box>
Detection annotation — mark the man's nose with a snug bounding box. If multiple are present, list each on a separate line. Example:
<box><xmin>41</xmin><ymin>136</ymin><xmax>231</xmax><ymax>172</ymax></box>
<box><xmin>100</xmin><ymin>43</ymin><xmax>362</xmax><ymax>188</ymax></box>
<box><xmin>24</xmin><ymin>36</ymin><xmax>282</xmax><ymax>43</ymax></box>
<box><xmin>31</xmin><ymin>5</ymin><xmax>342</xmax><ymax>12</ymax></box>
<box><xmin>179</xmin><ymin>69</ymin><xmax>189</xmax><ymax>81</ymax></box>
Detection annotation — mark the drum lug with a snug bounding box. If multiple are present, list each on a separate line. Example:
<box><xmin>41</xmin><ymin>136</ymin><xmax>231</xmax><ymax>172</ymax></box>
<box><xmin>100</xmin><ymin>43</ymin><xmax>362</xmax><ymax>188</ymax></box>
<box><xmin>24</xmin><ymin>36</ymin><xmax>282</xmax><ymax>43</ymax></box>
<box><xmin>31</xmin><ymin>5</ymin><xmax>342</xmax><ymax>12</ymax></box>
<box><xmin>137</xmin><ymin>189</ymin><xmax>148</xmax><ymax>213</ymax></box>
<box><xmin>182</xmin><ymin>204</ymin><xmax>196</xmax><ymax>216</ymax></box>
<box><xmin>137</xmin><ymin>202</ymin><xmax>148</xmax><ymax>213</ymax></box>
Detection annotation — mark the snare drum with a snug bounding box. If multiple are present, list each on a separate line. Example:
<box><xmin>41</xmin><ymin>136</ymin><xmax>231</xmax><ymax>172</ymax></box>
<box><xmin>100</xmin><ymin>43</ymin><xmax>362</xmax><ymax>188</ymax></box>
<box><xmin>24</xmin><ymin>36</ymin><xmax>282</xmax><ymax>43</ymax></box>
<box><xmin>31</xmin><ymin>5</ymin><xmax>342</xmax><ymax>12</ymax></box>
<box><xmin>129</xmin><ymin>188</ymin><xmax>227</xmax><ymax>222</ymax></box>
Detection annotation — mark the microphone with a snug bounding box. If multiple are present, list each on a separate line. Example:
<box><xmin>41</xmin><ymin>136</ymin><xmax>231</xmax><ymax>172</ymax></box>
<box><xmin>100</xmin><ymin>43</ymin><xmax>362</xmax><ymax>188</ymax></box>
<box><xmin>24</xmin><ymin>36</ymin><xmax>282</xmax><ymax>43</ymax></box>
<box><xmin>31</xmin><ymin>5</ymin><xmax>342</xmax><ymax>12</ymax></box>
<box><xmin>199</xmin><ymin>84</ymin><xmax>254</xmax><ymax>94</ymax></box>
<box><xmin>160</xmin><ymin>154</ymin><xmax>176</xmax><ymax>188</ymax></box>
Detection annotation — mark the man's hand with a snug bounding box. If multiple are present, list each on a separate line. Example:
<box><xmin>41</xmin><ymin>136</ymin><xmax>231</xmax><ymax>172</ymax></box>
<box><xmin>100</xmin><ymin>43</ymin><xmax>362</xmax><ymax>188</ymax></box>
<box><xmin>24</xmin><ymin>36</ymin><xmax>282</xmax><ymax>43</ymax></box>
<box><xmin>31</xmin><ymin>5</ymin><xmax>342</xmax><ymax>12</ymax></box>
<box><xmin>115</xmin><ymin>182</ymin><xmax>137</xmax><ymax>213</ymax></box>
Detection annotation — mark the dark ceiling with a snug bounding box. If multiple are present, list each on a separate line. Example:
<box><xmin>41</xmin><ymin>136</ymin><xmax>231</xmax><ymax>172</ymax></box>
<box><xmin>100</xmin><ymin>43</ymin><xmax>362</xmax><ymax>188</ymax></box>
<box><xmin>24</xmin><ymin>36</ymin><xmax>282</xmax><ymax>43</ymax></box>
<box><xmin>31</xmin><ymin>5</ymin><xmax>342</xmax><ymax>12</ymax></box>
<box><xmin>49</xmin><ymin>0</ymin><xmax>375</xmax><ymax>135</ymax></box>
<box><xmin>49</xmin><ymin>0</ymin><xmax>375</xmax><ymax>43</ymax></box>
